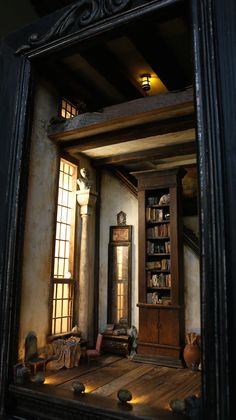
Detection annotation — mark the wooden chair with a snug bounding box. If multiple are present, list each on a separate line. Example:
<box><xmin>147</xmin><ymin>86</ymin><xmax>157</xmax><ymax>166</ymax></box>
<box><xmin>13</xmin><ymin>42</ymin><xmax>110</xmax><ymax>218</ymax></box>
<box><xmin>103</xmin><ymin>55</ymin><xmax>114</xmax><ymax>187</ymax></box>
<box><xmin>24</xmin><ymin>333</ymin><xmax>47</xmax><ymax>375</ymax></box>
<box><xmin>86</xmin><ymin>333</ymin><xmax>103</xmax><ymax>365</ymax></box>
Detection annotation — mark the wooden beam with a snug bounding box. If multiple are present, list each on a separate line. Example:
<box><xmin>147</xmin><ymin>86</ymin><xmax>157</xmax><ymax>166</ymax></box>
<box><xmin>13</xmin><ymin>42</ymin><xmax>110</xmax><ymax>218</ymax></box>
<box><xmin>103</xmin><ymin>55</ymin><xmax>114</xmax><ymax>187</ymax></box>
<box><xmin>129</xmin><ymin>25</ymin><xmax>189</xmax><ymax>91</ymax></box>
<box><xmin>62</xmin><ymin>114</ymin><xmax>195</xmax><ymax>153</ymax></box>
<box><xmin>80</xmin><ymin>46</ymin><xmax>143</xmax><ymax>101</ymax></box>
<box><xmin>93</xmin><ymin>141</ymin><xmax>196</xmax><ymax>166</ymax></box>
<box><xmin>183</xmin><ymin>226</ymin><xmax>199</xmax><ymax>256</ymax></box>
<box><xmin>110</xmin><ymin>168</ymin><xmax>138</xmax><ymax>198</ymax></box>
<box><xmin>48</xmin><ymin>88</ymin><xmax>194</xmax><ymax>143</ymax></box>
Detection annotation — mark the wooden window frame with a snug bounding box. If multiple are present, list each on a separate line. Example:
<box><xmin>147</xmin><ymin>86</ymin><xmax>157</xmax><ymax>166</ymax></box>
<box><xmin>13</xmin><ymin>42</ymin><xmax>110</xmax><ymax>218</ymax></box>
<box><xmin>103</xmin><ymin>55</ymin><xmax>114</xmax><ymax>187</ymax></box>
<box><xmin>50</xmin><ymin>158</ymin><xmax>78</xmax><ymax>336</ymax></box>
<box><xmin>107</xmin><ymin>225</ymin><xmax>132</xmax><ymax>328</ymax></box>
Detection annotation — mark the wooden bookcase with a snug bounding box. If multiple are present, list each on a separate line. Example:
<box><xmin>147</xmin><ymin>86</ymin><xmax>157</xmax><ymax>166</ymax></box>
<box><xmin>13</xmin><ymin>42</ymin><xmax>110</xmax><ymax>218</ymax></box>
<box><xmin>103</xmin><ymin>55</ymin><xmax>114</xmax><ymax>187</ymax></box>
<box><xmin>133</xmin><ymin>168</ymin><xmax>185</xmax><ymax>367</ymax></box>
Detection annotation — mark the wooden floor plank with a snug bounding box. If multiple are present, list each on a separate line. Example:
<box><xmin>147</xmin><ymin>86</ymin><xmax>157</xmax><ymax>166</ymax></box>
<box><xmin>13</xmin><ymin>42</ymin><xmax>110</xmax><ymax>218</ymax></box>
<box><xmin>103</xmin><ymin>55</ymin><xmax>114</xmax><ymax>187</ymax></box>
<box><xmin>45</xmin><ymin>354</ymin><xmax>122</xmax><ymax>385</ymax></box>
<box><xmin>43</xmin><ymin>355</ymin><xmax>201</xmax><ymax>415</ymax></box>
<box><xmin>91</xmin><ymin>364</ymin><xmax>154</xmax><ymax>396</ymax></box>
<box><xmin>58</xmin><ymin>358</ymin><xmax>141</xmax><ymax>391</ymax></box>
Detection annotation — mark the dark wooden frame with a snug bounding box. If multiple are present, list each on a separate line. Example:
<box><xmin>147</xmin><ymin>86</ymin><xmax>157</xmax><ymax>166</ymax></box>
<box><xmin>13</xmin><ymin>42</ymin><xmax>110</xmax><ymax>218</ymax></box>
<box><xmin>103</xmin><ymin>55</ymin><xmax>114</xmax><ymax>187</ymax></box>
<box><xmin>107</xmin><ymin>225</ymin><xmax>132</xmax><ymax>328</ymax></box>
<box><xmin>0</xmin><ymin>0</ymin><xmax>236</xmax><ymax>419</ymax></box>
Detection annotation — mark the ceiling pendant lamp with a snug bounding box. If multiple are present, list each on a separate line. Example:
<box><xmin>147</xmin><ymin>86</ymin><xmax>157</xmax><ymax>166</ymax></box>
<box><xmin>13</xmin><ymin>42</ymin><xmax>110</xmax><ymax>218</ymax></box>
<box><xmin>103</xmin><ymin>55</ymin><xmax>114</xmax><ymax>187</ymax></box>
<box><xmin>141</xmin><ymin>74</ymin><xmax>151</xmax><ymax>91</ymax></box>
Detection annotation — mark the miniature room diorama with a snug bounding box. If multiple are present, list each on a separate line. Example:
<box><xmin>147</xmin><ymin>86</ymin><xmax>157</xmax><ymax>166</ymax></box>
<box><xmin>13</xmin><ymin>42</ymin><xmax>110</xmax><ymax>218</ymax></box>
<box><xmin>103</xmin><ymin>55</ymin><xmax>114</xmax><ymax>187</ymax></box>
<box><xmin>10</xmin><ymin>2</ymin><xmax>201</xmax><ymax>418</ymax></box>
<box><xmin>1</xmin><ymin>0</ymin><xmax>235</xmax><ymax>417</ymax></box>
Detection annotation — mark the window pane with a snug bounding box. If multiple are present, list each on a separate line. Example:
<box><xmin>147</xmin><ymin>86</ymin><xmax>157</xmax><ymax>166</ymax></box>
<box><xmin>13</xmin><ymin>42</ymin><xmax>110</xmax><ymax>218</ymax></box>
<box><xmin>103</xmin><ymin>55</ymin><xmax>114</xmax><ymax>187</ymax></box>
<box><xmin>58</xmin><ymin>258</ymin><xmax>65</xmax><ymax>277</ymax></box>
<box><xmin>62</xmin><ymin>317</ymin><xmax>68</xmax><ymax>333</ymax></box>
<box><xmin>61</xmin><ymin>207</ymin><xmax>67</xmax><ymax>223</ymax></box>
<box><xmin>55</xmin><ymin>318</ymin><xmax>61</xmax><ymax>334</ymax></box>
<box><xmin>63</xmin><ymin>284</ymin><xmax>69</xmax><ymax>299</ymax></box>
<box><xmin>59</xmin><ymin>240</ymin><xmax>65</xmax><ymax>258</ymax></box>
<box><xmin>57</xmin><ymin>284</ymin><xmax>63</xmax><ymax>299</ymax></box>
<box><xmin>54</xmin><ymin>258</ymin><xmax>58</xmax><ymax>277</ymax></box>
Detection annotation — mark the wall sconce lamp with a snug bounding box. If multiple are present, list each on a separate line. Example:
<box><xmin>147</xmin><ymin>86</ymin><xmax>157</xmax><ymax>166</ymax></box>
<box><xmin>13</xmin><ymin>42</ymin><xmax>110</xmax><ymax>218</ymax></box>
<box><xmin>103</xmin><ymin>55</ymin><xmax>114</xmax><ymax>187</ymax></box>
<box><xmin>141</xmin><ymin>74</ymin><xmax>151</xmax><ymax>91</ymax></box>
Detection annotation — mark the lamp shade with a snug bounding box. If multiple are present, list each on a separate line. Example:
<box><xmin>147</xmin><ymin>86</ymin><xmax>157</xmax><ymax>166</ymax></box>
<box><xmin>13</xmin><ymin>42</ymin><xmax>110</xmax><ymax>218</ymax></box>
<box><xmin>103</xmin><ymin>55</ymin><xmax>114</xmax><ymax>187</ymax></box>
<box><xmin>141</xmin><ymin>74</ymin><xmax>151</xmax><ymax>91</ymax></box>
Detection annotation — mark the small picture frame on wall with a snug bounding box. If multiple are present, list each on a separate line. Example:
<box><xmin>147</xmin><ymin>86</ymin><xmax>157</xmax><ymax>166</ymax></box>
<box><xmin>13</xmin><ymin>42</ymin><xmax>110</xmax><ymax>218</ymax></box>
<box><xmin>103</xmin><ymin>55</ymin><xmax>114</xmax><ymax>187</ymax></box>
<box><xmin>117</xmin><ymin>211</ymin><xmax>126</xmax><ymax>226</ymax></box>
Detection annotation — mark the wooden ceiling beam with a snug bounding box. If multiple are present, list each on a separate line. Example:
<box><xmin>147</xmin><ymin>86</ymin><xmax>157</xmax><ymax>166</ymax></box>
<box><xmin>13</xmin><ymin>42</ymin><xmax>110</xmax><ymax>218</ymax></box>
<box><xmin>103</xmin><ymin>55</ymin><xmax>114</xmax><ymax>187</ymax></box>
<box><xmin>129</xmin><ymin>22</ymin><xmax>191</xmax><ymax>91</ymax></box>
<box><xmin>48</xmin><ymin>87</ymin><xmax>194</xmax><ymax>143</ymax></box>
<box><xmin>92</xmin><ymin>141</ymin><xmax>196</xmax><ymax>167</ymax></box>
<box><xmin>80</xmin><ymin>46</ymin><xmax>143</xmax><ymax>102</ymax></box>
<box><xmin>62</xmin><ymin>115</ymin><xmax>195</xmax><ymax>154</ymax></box>
<box><xmin>38</xmin><ymin>59</ymin><xmax>103</xmax><ymax>111</ymax></box>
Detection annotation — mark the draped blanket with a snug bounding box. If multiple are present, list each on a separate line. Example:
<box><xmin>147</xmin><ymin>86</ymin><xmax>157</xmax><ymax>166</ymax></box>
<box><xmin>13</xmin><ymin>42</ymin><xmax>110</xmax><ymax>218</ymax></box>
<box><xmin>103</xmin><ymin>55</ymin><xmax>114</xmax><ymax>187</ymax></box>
<box><xmin>47</xmin><ymin>336</ymin><xmax>81</xmax><ymax>370</ymax></box>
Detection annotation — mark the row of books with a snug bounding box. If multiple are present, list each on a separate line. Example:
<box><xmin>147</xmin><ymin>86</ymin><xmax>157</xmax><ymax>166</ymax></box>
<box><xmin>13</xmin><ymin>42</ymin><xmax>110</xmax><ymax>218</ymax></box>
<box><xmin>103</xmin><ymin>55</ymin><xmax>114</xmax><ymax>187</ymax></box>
<box><xmin>146</xmin><ymin>207</ymin><xmax>164</xmax><ymax>222</ymax></box>
<box><xmin>146</xmin><ymin>259</ymin><xmax>171</xmax><ymax>271</ymax></box>
<box><xmin>147</xmin><ymin>240</ymin><xmax>171</xmax><ymax>254</ymax></box>
<box><xmin>147</xmin><ymin>224</ymin><xmax>170</xmax><ymax>238</ymax></box>
<box><xmin>147</xmin><ymin>292</ymin><xmax>171</xmax><ymax>305</ymax></box>
<box><xmin>147</xmin><ymin>196</ymin><xmax>160</xmax><ymax>206</ymax></box>
<box><xmin>147</xmin><ymin>272</ymin><xmax>172</xmax><ymax>288</ymax></box>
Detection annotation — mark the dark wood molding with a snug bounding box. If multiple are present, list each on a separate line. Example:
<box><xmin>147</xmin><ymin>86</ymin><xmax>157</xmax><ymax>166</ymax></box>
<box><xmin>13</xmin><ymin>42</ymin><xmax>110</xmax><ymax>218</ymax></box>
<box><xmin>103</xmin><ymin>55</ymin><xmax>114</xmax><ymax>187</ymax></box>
<box><xmin>192</xmin><ymin>0</ymin><xmax>236</xmax><ymax>418</ymax></box>
<box><xmin>183</xmin><ymin>225</ymin><xmax>199</xmax><ymax>256</ymax></box>
<box><xmin>9</xmin><ymin>383</ymin><xmax>184</xmax><ymax>420</ymax></box>
<box><xmin>0</xmin><ymin>0</ymin><xmax>236</xmax><ymax>418</ymax></box>
<box><xmin>110</xmin><ymin>168</ymin><xmax>138</xmax><ymax>198</ymax></box>
<box><xmin>0</xmin><ymin>48</ymin><xmax>32</xmax><ymax>417</ymax></box>
<box><xmin>15</xmin><ymin>0</ymin><xmax>132</xmax><ymax>55</ymax></box>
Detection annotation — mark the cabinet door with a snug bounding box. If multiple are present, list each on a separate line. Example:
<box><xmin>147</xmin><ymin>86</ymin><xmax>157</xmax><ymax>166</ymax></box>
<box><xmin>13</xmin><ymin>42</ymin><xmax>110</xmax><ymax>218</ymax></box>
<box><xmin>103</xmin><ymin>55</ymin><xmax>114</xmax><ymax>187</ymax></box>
<box><xmin>159</xmin><ymin>309</ymin><xmax>180</xmax><ymax>346</ymax></box>
<box><xmin>139</xmin><ymin>308</ymin><xmax>159</xmax><ymax>343</ymax></box>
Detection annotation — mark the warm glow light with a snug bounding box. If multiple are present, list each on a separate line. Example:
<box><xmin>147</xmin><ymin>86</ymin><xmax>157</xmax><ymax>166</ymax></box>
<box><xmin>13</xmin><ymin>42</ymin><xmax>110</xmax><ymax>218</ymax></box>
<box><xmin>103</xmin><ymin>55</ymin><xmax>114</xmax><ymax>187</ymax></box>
<box><xmin>117</xmin><ymin>389</ymin><xmax>133</xmax><ymax>403</ymax></box>
<box><xmin>130</xmin><ymin>396</ymin><xmax>145</xmax><ymax>404</ymax></box>
<box><xmin>84</xmin><ymin>385</ymin><xmax>93</xmax><ymax>393</ymax></box>
<box><xmin>141</xmin><ymin>74</ymin><xmax>151</xmax><ymax>91</ymax></box>
<box><xmin>44</xmin><ymin>377</ymin><xmax>54</xmax><ymax>385</ymax></box>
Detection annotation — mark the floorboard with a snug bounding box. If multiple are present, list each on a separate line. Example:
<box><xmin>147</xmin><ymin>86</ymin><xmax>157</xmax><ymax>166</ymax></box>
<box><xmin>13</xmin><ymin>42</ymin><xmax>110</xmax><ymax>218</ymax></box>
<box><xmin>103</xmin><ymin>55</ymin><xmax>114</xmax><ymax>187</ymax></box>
<box><xmin>44</xmin><ymin>355</ymin><xmax>201</xmax><ymax>413</ymax></box>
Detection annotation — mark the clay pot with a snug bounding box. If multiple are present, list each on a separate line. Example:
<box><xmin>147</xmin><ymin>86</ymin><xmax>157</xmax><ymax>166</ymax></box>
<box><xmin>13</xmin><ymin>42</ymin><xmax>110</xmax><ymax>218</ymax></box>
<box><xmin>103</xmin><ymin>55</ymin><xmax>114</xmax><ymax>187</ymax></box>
<box><xmin>183</xmin><ymin>344</ymin><xmax>201</xmax><ymax>368</ymax></box>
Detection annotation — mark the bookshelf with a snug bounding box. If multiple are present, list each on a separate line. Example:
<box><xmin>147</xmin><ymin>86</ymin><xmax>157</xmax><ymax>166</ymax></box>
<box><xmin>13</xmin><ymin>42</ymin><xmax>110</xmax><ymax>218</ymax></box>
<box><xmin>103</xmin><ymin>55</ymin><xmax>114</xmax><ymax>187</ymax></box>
<box><xmin>133</xmin><ymin>168</ymin><xmax>185</xmax><ymax>367</ymax></box>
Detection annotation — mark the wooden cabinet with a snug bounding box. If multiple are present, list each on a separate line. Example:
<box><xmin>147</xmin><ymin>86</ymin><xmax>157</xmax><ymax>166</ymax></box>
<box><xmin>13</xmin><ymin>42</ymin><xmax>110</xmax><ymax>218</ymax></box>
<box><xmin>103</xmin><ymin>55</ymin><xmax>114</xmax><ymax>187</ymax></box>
<box><xmin>102</xmin><ymin>334</ymin><xmax>132</xmax><ymax>356</ymax></box>
<box><xmin>133</xmin><ymin>169</ymin><xmax>185</xmax><ymax>367</ymax></box>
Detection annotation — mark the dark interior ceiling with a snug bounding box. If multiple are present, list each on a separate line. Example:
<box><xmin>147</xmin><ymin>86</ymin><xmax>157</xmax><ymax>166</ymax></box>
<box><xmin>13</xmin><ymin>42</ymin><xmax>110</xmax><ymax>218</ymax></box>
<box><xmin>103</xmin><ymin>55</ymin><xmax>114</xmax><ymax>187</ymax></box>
<box><xmin>37</xmin><ymin>1</ymin><xmax>196</xmax><ymax>209</ymax></box>
<box><xmin>39</xmin><ymin>1</ymin><xmax>193</xmax><ymax>112</ymax></box>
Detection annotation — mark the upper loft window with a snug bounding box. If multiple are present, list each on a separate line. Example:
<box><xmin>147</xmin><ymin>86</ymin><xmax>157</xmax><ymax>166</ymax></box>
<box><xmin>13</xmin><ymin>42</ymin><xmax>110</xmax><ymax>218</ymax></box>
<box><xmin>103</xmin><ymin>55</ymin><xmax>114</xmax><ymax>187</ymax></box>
<box><xmin>51</xmin><ymin>158</ymin><xmax>78</xmax><ymax>335</ymax></box>
<box><xmin>60</xmin><ymin>98</ymin><xmax>78</xmax><ymax>119</ymax></box>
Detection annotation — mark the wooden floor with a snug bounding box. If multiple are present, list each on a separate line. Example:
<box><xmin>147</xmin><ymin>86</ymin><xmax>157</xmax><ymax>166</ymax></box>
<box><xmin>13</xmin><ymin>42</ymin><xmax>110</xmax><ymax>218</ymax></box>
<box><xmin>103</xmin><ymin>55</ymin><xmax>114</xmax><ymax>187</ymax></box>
<box><xmin>44</xmin><ymin>354</ymin><xmax>201</xmax><ymax>413</ymax></box>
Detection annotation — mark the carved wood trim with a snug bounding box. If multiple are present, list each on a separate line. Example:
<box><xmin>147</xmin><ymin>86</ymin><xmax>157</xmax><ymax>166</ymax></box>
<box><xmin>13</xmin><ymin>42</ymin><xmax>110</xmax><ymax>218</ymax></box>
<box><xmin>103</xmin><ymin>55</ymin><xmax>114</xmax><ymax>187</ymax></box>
<box><xmin>183</xmin><ymin>225</ymin><xmax>199</xmax><ymax>256</ymax></box>
<box><xmin>15</xmin><ymin>0</ymin><xmax>131</xmax><ymax>54</ymax></box>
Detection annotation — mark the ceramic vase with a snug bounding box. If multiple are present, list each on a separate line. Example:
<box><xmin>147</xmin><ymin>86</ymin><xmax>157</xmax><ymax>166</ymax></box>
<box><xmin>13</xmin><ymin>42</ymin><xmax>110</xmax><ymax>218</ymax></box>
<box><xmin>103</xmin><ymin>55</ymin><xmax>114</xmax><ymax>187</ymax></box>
<box><xmin>183</xmin><ymin>344</ymin><xmax>201</xmax><ymax>368</ymax></box>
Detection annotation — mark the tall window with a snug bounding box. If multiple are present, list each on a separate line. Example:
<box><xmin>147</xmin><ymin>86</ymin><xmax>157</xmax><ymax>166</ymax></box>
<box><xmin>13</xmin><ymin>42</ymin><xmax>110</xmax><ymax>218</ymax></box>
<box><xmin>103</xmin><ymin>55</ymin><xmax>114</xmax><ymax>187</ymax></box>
<box><xmin>51</xmin><ymin>158</ymin><xmax>77</xmax><ymax>335</ymax></box>
<box><xmin>107</xmin><ymin>225</ymin><xmax>132</xmax><ymax>327</ymax></box>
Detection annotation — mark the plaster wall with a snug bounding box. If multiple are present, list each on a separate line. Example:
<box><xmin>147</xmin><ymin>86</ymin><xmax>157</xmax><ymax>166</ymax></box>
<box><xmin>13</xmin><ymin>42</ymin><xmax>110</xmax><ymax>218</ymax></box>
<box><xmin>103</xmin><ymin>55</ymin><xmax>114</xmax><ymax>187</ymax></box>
<box><xmin>18</xmin><ymin>79</ymin><xmax>59</xmax><ymax>361</ymax></box>
<box><xmin>99</xmin><ymin>170</ymin><xmax>139</xmax><ymax>332</ymax></box>
<box><xmin>184</xmin><ymin>245</ymin><xmax>201</xmax><ymax>334</ymax></box>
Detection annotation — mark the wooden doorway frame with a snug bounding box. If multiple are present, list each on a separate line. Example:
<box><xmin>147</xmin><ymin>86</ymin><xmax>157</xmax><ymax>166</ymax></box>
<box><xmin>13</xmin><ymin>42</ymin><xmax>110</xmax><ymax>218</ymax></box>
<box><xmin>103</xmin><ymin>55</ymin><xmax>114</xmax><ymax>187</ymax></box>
<box><xmin>0</xmin><ymin>1</ymin><xmax>236</xmax><ymax>418</ymax></box>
